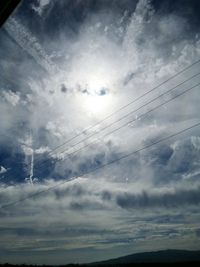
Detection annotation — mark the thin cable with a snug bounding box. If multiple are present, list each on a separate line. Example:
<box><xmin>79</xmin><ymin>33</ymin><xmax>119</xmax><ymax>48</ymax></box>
<box><xmin>54</xmin><ymin>81</ymin><xmax>200</xmax><ymax>160</ymax></box>
<box><xmin>1</xmin><ymin>121</ymin><xmax>200</xmax><ymax>210</ymax></box>
<box><xmin>36</xmin><ymin>72</ymin><xmax>200</xmax><ymax>167</ymax></box>
<box><xmin>4</xmin><ymin>72</ymin><xmax>200</xmax><ymax>172</ymax></box>
<box><xmin>3</xmin><ymin>78</ymin><xmax>195</xmax><ymax>184</ymax></box>
<box><xmin>35</xmin><ymin>58</ymin><xmax>200</xmax><ymax>158</ymax></box>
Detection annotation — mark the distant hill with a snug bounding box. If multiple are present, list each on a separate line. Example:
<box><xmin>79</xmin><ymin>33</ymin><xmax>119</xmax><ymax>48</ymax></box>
<box><xmin>91</xmin><ymin>249</ymin><xmax>200</xmax><ymax>265</ymax></box>
<box><xmin>1</xmin><ymin>250</ymin><xmax>200</xmax><ymax>267</ymax></box>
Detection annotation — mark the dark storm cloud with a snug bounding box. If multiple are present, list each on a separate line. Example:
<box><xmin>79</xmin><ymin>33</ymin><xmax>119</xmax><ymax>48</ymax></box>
<box><xmin>116</xmin><ymin>187</ymin><xmax>200</xmax><ymax>209</ymax></box>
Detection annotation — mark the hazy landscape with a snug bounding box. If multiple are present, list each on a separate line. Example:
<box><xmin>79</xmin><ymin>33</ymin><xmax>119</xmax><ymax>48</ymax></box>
<box><xmin>1</xmin><ymin>250</ymin><xmax>200</xmax><ymax>266</ymax></box>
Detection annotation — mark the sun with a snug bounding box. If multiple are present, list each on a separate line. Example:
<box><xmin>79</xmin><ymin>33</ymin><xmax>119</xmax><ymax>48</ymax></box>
<box><xmin>76</xmin><ymin>75</ymin><xmax>113</xmax><ymax>116</ymax></box>
<box><xmin>66</xmin><ymin>60</ymin><xmax>117</xmax><ymax>117</ymax></box>
<box><xmin>83</xmin><ymin>93</ymin><xmax>111</xmax><ymax>115</ymax></box>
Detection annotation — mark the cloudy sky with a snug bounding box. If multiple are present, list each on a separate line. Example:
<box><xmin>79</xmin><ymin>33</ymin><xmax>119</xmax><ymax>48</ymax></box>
<box><xmin>1</xmin><ymin>0</ymin><xmax>200</xmax><ymax>264</ymax></box>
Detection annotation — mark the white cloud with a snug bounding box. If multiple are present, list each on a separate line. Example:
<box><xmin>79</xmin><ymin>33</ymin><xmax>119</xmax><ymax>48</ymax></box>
<box><xmin>1</xmin><ymin>0</ymin><xmax>200</xmax><ymax>184</ymax></box>
<box><xmin>0</xmin><ymin>176</ymin><xmax>200</xmax><ymax>263</ymax></box>
<box><xmin>31</xmin><ymin>0</ymin><xmax>52</xmax><ymax>16</ymax></box>
<box><xmin>1</xmin><ymin>0</ymin><xmax>200</xmax><ymax>263</ymax></box>
<box><xmin>0</xmin><ymin>166</ymin><xmax>7</xmax><ymax>175</ymax></box>
<box><xmin>1</xmin><ymin>90</ymin><xmax>20</xmax><ymax>106</ymax></box>
<box><xmin>4</xmin><ymin>17</ymin><xmax>58</xmax><ymax>75</ymax></box>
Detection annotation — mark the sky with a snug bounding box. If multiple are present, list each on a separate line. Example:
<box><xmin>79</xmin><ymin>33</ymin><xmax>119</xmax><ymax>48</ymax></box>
<box><xmin>0</xmin><ymin>0</ymin><xmax>200</xmax><ymax>264</ymax></box>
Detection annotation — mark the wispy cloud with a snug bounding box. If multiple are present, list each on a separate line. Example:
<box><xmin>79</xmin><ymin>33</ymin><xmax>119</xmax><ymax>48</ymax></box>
<box><xmin>0</xmin><ymin>166</ymin><xmax>7</xmax><ymax>175</ymax></box>
<box><xmin>4</xmin><ymin>17</ymin><xmax>59</xmax><ymax>75</ymax></box>
<box><xmin>1</xmin><ymin>0</ymin><xmax>200</xmax><ymax>263</ymax></box>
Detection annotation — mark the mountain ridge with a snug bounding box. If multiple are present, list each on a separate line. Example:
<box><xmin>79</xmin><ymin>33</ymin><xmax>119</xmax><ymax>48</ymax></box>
<box><xmin>90</xmin><ymin>249</ymin><xmax>200</xmax><ymax>265</ymax></box>
<box><xmin>1</xmin><ymin>249</ymin><xmax>200</xmax><ymax>266</ymax></box>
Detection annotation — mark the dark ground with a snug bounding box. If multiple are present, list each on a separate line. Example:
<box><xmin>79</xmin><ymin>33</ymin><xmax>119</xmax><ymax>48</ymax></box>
<box><xmin>1</xmin><ymin>262</ymin><xmax>200</xmax><ymax>267</ymax></box>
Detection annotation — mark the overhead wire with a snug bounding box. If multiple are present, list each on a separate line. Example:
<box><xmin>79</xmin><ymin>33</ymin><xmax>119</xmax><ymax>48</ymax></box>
<box><xmin>1</xmin><ymin>59</ymin><xmax>200</xmax><ymax>193</ymax></box>
<box><xmin>34</xmin><ymin>71</ymin><xmax>200</xmax><ymax>169</ymax></box>
<box><xmin>35</xmin><ymin>58</ymin><xmax>200</xmax><ymax>159</ymax></box>
<box><xmin>1</xmin><ymin>120</ymin><xmax>200</xmax><ymax>210</ymax></box>
<box><xmin>4</xmin><ymin>75</ymin><xmax>199</xmax><ymax>175</ymax></box>
<box><xmin>51</xmin><ymin>81</ymin><xmax>200</xmax><ymax>162</ymax></box>
<box><xmin>2</xmin><ymin>59</ymin><xmax>200</xmax><ymax>166</ymax></box>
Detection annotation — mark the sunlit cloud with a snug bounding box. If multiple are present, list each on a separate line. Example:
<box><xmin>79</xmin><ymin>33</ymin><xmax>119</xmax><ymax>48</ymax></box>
<box><xmin>1</xmin><ymin>0</ymin><xmax>200</xmax><ymax>264</ymax></box>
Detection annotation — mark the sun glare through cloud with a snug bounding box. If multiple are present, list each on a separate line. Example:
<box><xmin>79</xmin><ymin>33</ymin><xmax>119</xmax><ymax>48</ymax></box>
<box><xmin>1</xmin><ymin>0</ymin><xmax>200</xmax><ymax>265</ymax></box>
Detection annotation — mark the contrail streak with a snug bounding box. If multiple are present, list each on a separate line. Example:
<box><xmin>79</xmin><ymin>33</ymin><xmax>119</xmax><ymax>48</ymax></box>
<box><xmin>4</xmin><ymin>17</ymin><xmax>59</xmax><ymax>75</ymax></box>
<box><xmin>29</xmin><ymin>149</ymin><xmax>34</xmax><ymax>185</ymax></box>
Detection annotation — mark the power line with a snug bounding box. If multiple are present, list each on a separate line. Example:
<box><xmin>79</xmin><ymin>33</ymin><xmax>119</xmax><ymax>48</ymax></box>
<box><xmin>2</xmin><ymin>60</ymin><xmax>200</xmax><ymax>187</ymax></box>
<box><xmin>35</xmin><ymin>58</ymin><xmax>200</xmax><ymax>159</ymax></box>
<box><xmin>53</xmin><ymin>81</ymin><xmax>200</xmax><ymax>161</ymax></box>
<box><xmin>35</xmin><ymin>72</ymin><xmax>200</xmax><ymax>168</ymax></box>
<box><xmin>2</xmin><ymin>64</ymin><xmax>200</xmax><ymax>180</ymax></box>
<box><xmin>3</xmin><ymin>78</ymin><xmax>198</xmax><ymax>185</ymax></box>
<box><xmin>1</xmin><ymin>121</ymin><xmax>200</xmax><ymax>210</ymax></box>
